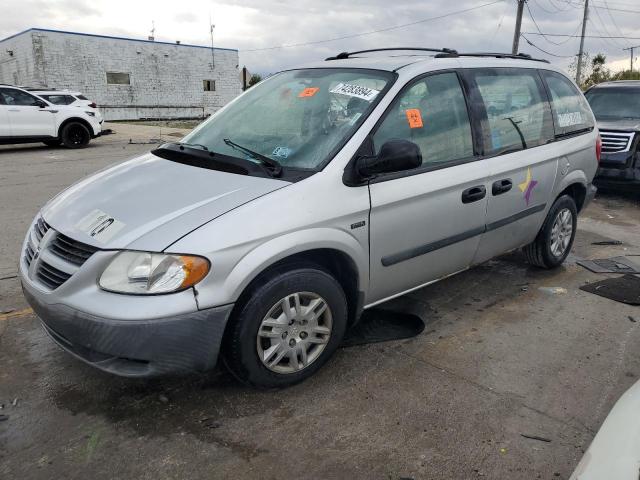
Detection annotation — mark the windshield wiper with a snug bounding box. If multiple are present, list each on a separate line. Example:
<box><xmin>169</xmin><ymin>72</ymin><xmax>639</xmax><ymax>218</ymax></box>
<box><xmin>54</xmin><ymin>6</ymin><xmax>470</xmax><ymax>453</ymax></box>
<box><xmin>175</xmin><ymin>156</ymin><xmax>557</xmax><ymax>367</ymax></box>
<box><xmin>223</xmin><ymin>138</ymin><xmax>282</xmax><ymax>177</ymax></box>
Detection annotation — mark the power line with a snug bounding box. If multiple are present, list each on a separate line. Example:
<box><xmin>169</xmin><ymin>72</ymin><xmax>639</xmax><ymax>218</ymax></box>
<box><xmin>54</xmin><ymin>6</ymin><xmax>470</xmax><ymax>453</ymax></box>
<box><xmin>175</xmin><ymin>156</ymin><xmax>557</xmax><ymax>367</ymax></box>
<box><xmin>525</xmin><ymin>1</ymin><xmax>582</xmax><ymax>46</ymax></box>
<box><xmin>240</xmin><ymin>0</ymin><xmax>505</xmax><ymax>53</ymax></box>
<box><xmin>523</xmin><ymin>32</ymin><xmax>640</xmax><ymax>40</ymax></box>
<box><xmin>521</xmin><ymin>34</ymin><xmax>576</xmax><ymax>57</ymax></box>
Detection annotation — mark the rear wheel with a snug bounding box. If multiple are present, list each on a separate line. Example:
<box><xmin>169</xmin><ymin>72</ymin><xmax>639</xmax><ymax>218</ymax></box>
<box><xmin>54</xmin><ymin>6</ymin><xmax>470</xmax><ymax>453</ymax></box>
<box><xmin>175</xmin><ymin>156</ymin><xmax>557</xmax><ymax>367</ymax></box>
<box><xmin>223</xmin><ymin>265</ymin><xmax>348</xmax><ymax>388</ymax></box>
<box><xmin>523</xmin><ymin>195</ymin><xmax>577</xmax><ymax>269</ymax></box>
<box><xmin>61</xmin><ymin>122</ymin><xmax>90</xmax><ymax>148</ymax></box>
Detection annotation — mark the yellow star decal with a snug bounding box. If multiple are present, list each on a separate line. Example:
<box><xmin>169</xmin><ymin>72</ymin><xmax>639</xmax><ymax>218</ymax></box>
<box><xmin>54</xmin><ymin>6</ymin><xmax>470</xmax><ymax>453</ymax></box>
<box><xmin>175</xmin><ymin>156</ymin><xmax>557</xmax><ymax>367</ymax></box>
<box><xmin>519</xmin><ymin>168</ymin><xmax>532</xmax><ymax>193</ymax></box>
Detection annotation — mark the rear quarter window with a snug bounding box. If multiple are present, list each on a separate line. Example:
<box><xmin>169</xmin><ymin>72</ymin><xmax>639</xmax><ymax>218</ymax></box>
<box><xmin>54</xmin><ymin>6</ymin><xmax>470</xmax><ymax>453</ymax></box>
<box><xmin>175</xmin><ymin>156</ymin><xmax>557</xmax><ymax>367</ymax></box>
<box><xmin>540</xmin><ymin>70</ymin><xmax>594</xmax><ymax>136</ymax></box>
<box><xmin>466</xmin><ymin>68</ymin><xmax>554</xmax><ymax>155</ymax></box>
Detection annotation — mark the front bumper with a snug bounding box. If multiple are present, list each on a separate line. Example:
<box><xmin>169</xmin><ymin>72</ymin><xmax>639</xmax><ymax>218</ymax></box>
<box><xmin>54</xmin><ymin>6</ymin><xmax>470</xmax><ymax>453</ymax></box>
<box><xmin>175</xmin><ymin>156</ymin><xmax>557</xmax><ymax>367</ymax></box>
<box><xmin>23</xmin><ymin>284</ymin><xmax>233</xmax><ymax>377</ymax></box>
<box><xmin>594</xmin><ymin>152</ymin><xmax>640</xmax><ymax>189</ymax></box>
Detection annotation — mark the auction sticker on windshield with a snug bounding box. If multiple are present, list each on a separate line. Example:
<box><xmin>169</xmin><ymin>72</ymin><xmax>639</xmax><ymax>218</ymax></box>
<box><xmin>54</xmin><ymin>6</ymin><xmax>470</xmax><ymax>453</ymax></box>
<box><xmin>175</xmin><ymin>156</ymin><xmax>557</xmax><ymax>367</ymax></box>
<box><xmin>330</xmin><ymin>83</ymin><xmax>380</xmax><ymax>101</ymax></box>
<box><xmin>76</xmin><ymin>209</ymin><xmax>126</xmax><ymax>243</ymax></box>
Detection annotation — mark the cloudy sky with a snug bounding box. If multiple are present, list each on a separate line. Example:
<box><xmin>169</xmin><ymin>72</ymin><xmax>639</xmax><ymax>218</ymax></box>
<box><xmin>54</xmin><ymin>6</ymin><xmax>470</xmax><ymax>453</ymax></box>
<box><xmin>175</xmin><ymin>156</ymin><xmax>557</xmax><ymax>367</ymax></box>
<box><xmin>1</xmin><ymin>0</ymin><xmax>639</xmax><ymax>75</ymax></box>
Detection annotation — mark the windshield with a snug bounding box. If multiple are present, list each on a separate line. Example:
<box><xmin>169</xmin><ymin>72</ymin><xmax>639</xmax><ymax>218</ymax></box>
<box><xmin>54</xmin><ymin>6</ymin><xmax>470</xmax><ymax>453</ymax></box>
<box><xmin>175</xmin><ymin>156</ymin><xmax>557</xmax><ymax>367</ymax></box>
<box><xmin>585</xmin><ymin>87</ymin><xmax>640</xmax><ymax>120</ymax></box>
<box><xmin>182</xmin><ymin>68</ymin><xmax>395</xmax><ymax>170</ymax></box>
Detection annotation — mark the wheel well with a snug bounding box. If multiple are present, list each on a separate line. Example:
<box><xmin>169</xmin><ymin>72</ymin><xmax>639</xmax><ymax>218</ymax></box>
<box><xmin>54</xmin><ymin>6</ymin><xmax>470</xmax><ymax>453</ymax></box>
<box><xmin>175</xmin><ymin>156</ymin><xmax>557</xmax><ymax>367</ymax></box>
<box><xmin>58</xmin><ymin>117</ymin><xmax>94</xmax><ymax>138</ymax></box>
<box><xmin>235</xmin><ymin>249</ymin><xmax>361</xmax><ymax>326</ymax></box>
<box><xmin>558</xmin><ymin>183</ymin><xmax>587</xmax><ymax>212</ymax></box>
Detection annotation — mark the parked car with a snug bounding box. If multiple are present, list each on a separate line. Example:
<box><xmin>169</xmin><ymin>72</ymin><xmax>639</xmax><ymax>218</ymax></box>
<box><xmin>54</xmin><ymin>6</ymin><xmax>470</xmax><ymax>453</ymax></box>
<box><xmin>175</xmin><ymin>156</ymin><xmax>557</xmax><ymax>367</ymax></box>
<box><xmin>585</xmin><ymin>80</ymin><xmax>640</xmax><ymax>190</ymax></box>
<box><xmin>19</xmin><ymin>49</ymin><xmax>599</xmax><ymax>387</ymax></box>
<box><xmin>29</xmin><ymin>89</ymin><xmax>103</xmax><ymax>124</ymax></box>
<box><xmin>570</xmin><ymin>379</ymin><xmax>640</xmax><ymax>479</ymax></box>
<box><xmin>0</xmin><ymin>85</ymin><xmax>102</xmax><ymax>148</ymax></box>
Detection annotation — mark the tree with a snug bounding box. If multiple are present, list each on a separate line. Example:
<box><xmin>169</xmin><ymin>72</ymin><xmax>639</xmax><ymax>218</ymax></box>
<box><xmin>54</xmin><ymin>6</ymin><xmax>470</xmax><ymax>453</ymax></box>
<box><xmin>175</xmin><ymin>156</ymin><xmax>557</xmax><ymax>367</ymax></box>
<box><xmin>247</xmin><ymin>74</ymin><xmax>262</xmax><ymax>88</ymax></box>
<box><xmin>612</xmin><ymin>69</ymin><xmax>640</xmax><ymax>81</ymax></box>
<box><xmin>569</xmin><ymin>52</ymin><xmax>612</xmax><ymax>90</ymax></box>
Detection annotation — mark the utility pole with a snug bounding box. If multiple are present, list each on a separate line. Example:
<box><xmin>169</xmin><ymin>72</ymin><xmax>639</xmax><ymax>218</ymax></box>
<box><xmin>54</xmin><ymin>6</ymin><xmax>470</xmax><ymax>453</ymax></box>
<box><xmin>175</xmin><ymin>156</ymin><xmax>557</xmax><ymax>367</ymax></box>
<box><xmin>512</xmin><ymin>0</ymin><xmax>526</xmax><ymax>55</ymax></box>
<box><xmin>576</xmin><ymin>0</ymin><xmax>590</xmax><ymax>85</ymax></box>
<box><xmin>623</xmin><ymin>45</ymin><xmax>640</xmax><ymax>73</ymax></box>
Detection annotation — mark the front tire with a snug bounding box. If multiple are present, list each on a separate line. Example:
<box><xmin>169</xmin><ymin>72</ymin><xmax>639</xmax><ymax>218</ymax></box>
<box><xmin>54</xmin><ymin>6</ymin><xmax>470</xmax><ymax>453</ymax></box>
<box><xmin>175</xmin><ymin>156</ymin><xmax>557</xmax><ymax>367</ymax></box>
<box><xmin>61</xmin><ymin>122</ymin><xmax>91</xmax><ymax>148</ymax></box>
<box><xmin>223</xmin><ymin>265</ymin><xmax>348</xmax><ymax>389</ymax></box>
<box><xmin>523</xmin><ymin>195</ymin><xmax>577</xmax><ymax>269</ymax></box>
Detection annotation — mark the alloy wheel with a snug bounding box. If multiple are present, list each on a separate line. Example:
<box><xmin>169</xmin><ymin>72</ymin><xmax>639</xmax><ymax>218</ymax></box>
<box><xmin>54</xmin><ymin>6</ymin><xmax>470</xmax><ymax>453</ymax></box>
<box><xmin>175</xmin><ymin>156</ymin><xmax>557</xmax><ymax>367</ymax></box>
<box><xmin>256</xmin><ymin>292</ymin><xmax>332</xmax><ymax>374</ymax></box>
<box><xmin>550</xmin><ymin>207</ymin><xmax>573</xmax><ymax>257</ymax></box>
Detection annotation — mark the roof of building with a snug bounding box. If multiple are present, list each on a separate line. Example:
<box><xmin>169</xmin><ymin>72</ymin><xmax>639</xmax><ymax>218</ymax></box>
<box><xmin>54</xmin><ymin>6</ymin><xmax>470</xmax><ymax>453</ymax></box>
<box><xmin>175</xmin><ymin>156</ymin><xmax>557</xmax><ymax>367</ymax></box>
<box><xmin>0</xmin><ymin>27</ymin><xmax>237</xmax><ymax>52</ymax></box>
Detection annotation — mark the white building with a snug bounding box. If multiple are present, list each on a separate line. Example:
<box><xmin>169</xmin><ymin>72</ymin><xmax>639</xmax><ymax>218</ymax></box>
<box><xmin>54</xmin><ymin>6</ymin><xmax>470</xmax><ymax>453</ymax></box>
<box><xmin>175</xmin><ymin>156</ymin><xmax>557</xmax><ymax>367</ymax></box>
<box><xmin>0</xmin><ymin>28</ymin><xmax>241</xmax><ymax>120</ymax></box>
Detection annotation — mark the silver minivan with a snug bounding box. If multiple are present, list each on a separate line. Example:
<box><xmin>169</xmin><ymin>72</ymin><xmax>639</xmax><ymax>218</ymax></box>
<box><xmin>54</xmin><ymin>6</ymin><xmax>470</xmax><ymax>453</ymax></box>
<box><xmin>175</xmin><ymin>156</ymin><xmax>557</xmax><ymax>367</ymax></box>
<box><xmin>20</xmin><ymin>49</ymin><xmax>599</xmax><ymax>387</ymax></box>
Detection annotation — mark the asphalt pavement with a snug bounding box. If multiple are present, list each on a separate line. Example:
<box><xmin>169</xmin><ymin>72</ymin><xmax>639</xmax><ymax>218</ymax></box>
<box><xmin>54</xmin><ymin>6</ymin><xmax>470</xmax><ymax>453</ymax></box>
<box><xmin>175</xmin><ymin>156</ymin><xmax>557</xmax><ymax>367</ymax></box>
<box><xmin>1</xmin><ymin>123</ymin><xmax>639</xmax><ymax>479</ymax></box>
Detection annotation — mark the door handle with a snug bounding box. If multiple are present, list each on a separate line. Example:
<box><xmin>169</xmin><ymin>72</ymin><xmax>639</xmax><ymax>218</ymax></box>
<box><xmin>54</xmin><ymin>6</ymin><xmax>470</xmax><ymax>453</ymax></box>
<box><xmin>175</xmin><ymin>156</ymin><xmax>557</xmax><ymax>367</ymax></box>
<box><xmin>461</xmin><ymin>185</ymin><xmax>487</xmax><ymax>204</ymax></box>
<box><xmin>491</xmin><ymin>178</ymin><xmax>513</xmax><ymax>195</ymax></box>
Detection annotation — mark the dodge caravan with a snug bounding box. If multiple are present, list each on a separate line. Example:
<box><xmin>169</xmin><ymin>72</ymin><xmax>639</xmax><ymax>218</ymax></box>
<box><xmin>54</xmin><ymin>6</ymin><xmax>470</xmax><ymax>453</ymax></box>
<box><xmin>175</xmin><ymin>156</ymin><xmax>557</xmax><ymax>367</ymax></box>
<box><xmin>20</xmin><ymin>49</ymin><xmax>599</xmax><ymax>388</ymax></box>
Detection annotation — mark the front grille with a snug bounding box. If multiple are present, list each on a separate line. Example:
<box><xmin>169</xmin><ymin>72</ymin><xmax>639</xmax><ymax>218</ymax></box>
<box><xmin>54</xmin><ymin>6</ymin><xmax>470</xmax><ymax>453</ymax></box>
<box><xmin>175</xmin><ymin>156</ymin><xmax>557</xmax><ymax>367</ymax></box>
<box><xmin>33</xmin><ymin>217</ymin><xmax>50</xmax><ymax>242</ymax></box>
<box><xmin>36</xmin><ymin>261</ymin><xmax>72</xmax><ymax>290</ymax></box>
<box><xmin>49</xmin><ymin>233</ymin><xmax>98</xmax><ymax>266</ymax></box>
<box><xmin>24</xmin><ymin>243</ymin><xmax>36</xmax><ymax>267</ymax></box>
<box><xmin>23</xmin><ymin>217</ymin><xmax>100</xmax><ymax>291</ymax></box>
<box><xmin>600</xmin><ymin>130</ymin><xmax>635</xmax><ymax>154</ymax></box>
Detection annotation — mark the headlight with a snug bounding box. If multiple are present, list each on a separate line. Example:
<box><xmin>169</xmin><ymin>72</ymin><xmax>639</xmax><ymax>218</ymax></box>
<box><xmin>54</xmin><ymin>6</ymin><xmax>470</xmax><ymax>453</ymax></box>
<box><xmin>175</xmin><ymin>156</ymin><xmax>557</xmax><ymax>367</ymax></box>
<box><xmin>99</xmin><ymin>252</ymin><xmax>209</xmax><ymax>294</ymax></box>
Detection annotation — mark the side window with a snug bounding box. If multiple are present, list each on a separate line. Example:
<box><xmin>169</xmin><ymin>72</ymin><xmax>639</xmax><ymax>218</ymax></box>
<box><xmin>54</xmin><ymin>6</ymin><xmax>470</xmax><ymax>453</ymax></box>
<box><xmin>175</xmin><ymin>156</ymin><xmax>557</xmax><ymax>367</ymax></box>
<box><xmin>42</xmin><ymin>95</ymin><xmax>71</xmax><ymax>105</ymax></box>
<box><xmin>470</xmin><ymin>69</ymin><xmax>554</xmax><ymax>155</ymax></box>
<box><xmin>0</xmin><ymin>89</ymin><xmax>41</xmax><ymax>107</ymax></box>
<box><xmin>373</xmin><ymin>72</ymin><xmax>474</xmax><ymax>167</ymax></box>
<box><xmin>541</xmin><ymin>70</ymin><xmax>594</xmax><ymax>136</ymax></box>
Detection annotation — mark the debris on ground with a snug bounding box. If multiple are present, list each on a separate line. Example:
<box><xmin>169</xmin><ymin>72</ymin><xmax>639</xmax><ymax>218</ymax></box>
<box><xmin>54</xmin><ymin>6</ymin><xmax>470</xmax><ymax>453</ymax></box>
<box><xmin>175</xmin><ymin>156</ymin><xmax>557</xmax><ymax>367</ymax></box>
<box><xmin>592</xmin><ymin>240</ymin><xmax>623</xmax><ymax>245</ymax></box>
<box><xmin>1</xmin><ymin>308</ymin><xmax>15</xmax><ymax>314</ymax></box>
<box><xmin>629</xmin><ymin>316</ymin><xmax>637</xmax><ymax>323</ymax></box>
<box><xmin>577</xmin><ymin>257</ymin><xmax>640</xmax><ymax>274</ymax></box>
<box><xmin>11</xmin><ymin>398</ymin><xmax>18</xmax><ymax>406</ymax></box>
<box><xmin>580</xmin><ymin>275</ymin><xmax>640</xmax><ymax>306</ymax></box>
<box><xmin>521</xmin><ymin>433</ymin><xmax>552</xmax><ymax>443</ymax></box>
<box><xmin>0</xmin><ymin>415</ymin><xmax>8</xmax><ymax>421</ymax></box>
<box><xmin>538</xmin><ymin>287</ymin><xmax>567</xmax><ymax>295</ymax></box>
<box><xmin>158</xmin><ymin>394</ymin><xmax>169</xmax><ymax>403</ymax></box>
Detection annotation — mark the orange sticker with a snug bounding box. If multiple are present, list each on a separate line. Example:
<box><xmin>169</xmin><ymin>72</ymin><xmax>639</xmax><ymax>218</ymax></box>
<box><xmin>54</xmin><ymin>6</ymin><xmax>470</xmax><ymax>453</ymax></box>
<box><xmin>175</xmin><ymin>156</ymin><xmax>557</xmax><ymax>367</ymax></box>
<box><xmin>405</xmin><ymin>109</ymin><xmax>423</xmax><ymax>129</ymax></box>
<box><xmin>299</xmin><ymin>87</ymin><xmax>320</xmax><ymax>98</ymax></box>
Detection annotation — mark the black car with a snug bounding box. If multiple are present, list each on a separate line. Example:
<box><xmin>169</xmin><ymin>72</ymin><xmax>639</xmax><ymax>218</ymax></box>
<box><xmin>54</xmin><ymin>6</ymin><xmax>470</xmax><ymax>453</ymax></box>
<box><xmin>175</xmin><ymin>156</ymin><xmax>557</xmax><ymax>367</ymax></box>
<box><xmin>585</xmin><ymin>81</ymin><xmax>640</xmax><ymax>190</ymax></box>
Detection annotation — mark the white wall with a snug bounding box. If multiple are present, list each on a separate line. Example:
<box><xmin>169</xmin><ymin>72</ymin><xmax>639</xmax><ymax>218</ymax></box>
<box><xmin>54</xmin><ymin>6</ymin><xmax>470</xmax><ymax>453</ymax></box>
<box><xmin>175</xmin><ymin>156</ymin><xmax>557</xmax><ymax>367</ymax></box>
<box><xmin>0</xmin><ymin>29</ymin><xmax>242</xmax><ymax>121</ymax></box>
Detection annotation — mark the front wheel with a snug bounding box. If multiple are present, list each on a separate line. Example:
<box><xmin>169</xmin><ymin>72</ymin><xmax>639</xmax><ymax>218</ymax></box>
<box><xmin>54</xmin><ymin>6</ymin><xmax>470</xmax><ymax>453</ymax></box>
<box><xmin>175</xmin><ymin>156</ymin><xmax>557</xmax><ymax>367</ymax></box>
<box><xmin>61</xmin><ymin>122</ymin><xmax>91</xmax><ymax>148</ymax></box>
<box><xmin>223</xmin><ymin>265</ymin><xmax>348</xmax><ymax>388</ymax></box>
<box><xmin>523</xmin><ymin>195</ymin><xmax>577</xmax><ymax>269</ymax></box>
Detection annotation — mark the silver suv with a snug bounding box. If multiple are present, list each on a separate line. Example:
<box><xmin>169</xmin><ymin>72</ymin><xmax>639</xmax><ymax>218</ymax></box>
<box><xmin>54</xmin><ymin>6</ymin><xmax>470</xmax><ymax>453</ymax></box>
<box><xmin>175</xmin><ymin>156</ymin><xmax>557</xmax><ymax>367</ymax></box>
<box><xmin>19</xmin><ymin>49</ymin><xmax>599</xmax><ymax>388</ymax></box>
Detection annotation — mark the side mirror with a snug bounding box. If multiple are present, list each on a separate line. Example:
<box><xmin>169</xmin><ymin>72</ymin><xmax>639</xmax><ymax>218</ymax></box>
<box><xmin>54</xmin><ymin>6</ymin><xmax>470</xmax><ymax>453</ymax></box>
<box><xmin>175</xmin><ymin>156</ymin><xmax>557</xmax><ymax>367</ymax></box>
<box><xmin>357</xmin><ymin>139</ymin><xmax>422</xmax><ymax>177</ymax></box>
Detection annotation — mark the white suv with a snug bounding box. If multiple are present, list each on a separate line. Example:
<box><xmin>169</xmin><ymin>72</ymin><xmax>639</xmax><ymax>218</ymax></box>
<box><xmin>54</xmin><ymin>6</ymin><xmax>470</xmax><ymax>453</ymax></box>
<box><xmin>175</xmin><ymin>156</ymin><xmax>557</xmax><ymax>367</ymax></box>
<box><xmin>0</xmin><ymin>85</ymin><xmax>102</xmax><ymax>148</ymax></box>
<box><xmin>30</xmin><ymin>90</ymin><xmax>104</xmax><ymax>125</ymax></box>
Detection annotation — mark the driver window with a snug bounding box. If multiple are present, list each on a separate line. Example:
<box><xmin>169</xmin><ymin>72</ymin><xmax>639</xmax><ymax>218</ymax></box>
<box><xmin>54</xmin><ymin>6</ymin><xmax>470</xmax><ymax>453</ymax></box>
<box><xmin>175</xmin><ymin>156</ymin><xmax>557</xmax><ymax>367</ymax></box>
<box><xmin>0</xmin><ymin>89</ymin><xmax>40</xmax><ymax>107</ymax></box>
<box><xmin>372</xmin><ymin>72</ymin><xmax>474</xmax><ymax>166</ymax></box>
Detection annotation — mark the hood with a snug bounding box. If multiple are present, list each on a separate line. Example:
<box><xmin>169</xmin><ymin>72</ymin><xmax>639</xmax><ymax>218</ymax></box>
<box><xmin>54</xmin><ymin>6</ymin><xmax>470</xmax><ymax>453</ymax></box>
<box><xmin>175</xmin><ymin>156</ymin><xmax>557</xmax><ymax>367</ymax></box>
<box><xmin>42</xmin><ymin>153</ymin><xmax>291</xmax><ymax>250</ymax></box>
<box><xmin>597</xmin><ymin>118</ymin><xmax>640</xmax><ymax>131</ymax></box>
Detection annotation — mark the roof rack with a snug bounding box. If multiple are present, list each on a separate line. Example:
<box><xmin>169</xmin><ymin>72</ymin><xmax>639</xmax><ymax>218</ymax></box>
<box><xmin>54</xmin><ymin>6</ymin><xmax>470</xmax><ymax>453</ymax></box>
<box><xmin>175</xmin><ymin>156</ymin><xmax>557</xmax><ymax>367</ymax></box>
<box><xmin>435</xmin><ymin>51</ymin><xmax>549</xmax><ymax>63</ymax></box>
<box><xmin>325</xmin><ymin>47</ymin><xmax>458</xmax><ymax>61</ymax></box>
